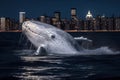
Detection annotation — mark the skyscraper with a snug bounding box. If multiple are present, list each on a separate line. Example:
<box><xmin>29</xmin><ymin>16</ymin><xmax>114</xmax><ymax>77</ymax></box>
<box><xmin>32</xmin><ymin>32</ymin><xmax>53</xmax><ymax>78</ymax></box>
<box><xmin>19</xmin><ymin>12</ymin><xmax>25</xmax><ymax>30</ymax></box>
<box><xmin>40</xmin><ymin>16</ymin><xmax>46</xmax><ymax>23</ymax></box>
<box><xmin>54</xmin><ymin>11</ymin><xmax>61</xmax><ymax>21</ymax></box>
<box><xmin>86</xmin><ymin>10</ymin><xmax>93</xmax><ymax>20</ymax></box>
<box><xmin>0</xmin><ymin>17</ymin><xmax>6</xmax><ymax>31</ymax></box>
<box><xmin>70</xmin><ymin>8</ymin><xmax>80</xmax><ymax>30</ymax></box>
<box><xmin>71</xmin><ymin>8</ymin><xmax>77</xmax><ymax>19</ymax></box>
<box><xmin>115</xmin><ymin>17</ymin><xmax>120</xmax><ymax>30</ymax></box>
<box><xmin>19</xmin><ymin>12</ymin><xmax>25</xmax><ymax>24</ymax></box>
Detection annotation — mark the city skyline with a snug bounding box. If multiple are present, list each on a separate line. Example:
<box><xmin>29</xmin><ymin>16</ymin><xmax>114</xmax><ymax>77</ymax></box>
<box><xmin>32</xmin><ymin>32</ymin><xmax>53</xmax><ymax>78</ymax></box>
<box><xmin>1</xmin><ymin>10</ymin><xmax>120</xmax><ymax>32</ymax></box>
<box><xmin>0</xmin><ymin>0</ymin><xmax>120</xmax><ymax>19</ymax></box>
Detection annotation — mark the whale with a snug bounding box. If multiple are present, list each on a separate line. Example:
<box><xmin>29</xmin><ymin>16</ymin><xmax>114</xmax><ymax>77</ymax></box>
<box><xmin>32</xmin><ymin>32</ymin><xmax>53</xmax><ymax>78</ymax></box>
<box><xmin>22</xmin><ymin>20</ymin><xmax>83</xmax><ymax>55</ymax></box>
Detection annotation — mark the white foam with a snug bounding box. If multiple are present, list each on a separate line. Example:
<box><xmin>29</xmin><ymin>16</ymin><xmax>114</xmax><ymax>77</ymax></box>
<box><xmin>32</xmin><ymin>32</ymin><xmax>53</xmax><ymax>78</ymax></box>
<box><xmin>74</xmin><ymin>36</ymin><xmax>92</xmax><ymax>42</ymax></box>
<box><xmin>49</xmin><ymin>47</ymin><xmax>120</xmax><ymax>56</ymax></box>
<box><xmin>77</xmin><ymin>47</ymin><xmax>120</xmax><ymax>55</ymax></box>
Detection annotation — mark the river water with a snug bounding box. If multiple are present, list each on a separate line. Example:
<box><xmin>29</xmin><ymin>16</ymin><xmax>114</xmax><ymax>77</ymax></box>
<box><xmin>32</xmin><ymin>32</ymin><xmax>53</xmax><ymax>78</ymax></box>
<box><xmin>0</xmin><ymin>50</ymin><xmax>120</xmax><ymax>80</ymax></box>
<box><xmin>1</xmin><ymin>32</ymin><xmax>120</xmax><ymax>80</ymax></box>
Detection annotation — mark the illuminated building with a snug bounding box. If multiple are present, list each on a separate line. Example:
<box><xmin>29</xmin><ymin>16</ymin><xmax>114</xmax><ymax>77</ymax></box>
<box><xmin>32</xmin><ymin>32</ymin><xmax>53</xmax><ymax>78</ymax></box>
<box><xmin>79</xmin><ymin>20</ymin><xmax>84</xmax><ymax>30</ymax></box>
<box><xmin>100</xmin><ymin>15</ymin><xmax>108</xmax><ymax>30</ymax></box>
<box><xmin>94</xmin><ymin>16</ymin><xmax>102</xmax><ymax>30</ymax></box>
<box><xmin>107</xmin><ymin>17</ymin><xmax>115</xmax><ymax>30</ymax></box>
<box><xmin>40</xmin><ymin>16</ymin><xmax>46</xmax><ymax>23</ymax></box>
<box><xmin>53</xmin><ymin>12</ymin><xmax>62</xmax><ymax>29</ymax></box>
<box><xmin>46</xmin><ymin>16</ymin><xmax>52</xmax><ymax>24</ymax></box>
<box><xmin>84</xmin><ymin>20</ymin><xmax>94</xmax><ymax>30</ymax></box>
<box><xmin>52</xmin><ymin>17</ymin><xmax>57</xmax><ymax>26</ymax></box>
<box><xmin>0</xmin><ymin>17</ymin><xmax>6</xmax><ymax>31</ymax></box>
<box><xmin>19</xmin><ymin>12</ymin><xmax>25</xmax><ymax>30</ymax></box>
<box><xmin>70</xmin><ymin>8</ymin><xmax>80</xmax><ymax>30</ymax></box>
<box><xmin>62</xmin><ymin>19</ymin><xmax>70</xmax><ymax>30</ymax></box>
<box><xmin>19</xmin><ymin>12</ymin><xmax>25</xmax><ymax>25</ymax></box>
<box><xmin>71</xmin><ymin>8</ymin><xmax>77</xmax><ymax>18</ymax></box>
<box><xmin>115</xmin><ymin>17</ymin><xmax>120</xmax><ymax>30</ymax></box>
<box><xmin>0</xmin><ymin>17</ymin><xmax>14</xmax><ymax>31</ymax></box>
<box><xmin>54</xmin><ymin>11</ymin><xmax>61</xmax><ymax>21</ymax></box>
<box><xmin>84</xmin><ymin>11</ymin><xmax>94</xmax><ymax>30</ymax></box>
<box><xmin>86</xmin><ymin>10</ymin><xmax>93</xmax><ymax>20</ymax></box>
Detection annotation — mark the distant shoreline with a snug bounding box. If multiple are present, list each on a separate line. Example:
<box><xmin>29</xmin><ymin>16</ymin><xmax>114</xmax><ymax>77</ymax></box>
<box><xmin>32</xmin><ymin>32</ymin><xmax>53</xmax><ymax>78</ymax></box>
<box><xmin>0</xmin><ymin>30</ymin><xmax>120</xmax><ymax>33</ymax></box>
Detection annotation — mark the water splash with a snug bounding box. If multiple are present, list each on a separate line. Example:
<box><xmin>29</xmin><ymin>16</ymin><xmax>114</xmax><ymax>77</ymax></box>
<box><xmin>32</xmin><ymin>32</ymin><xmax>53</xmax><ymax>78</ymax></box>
<box><xmin>80</xmin><ymin>47</ymin><xmax>120</xmax><ymax>55</ymax></box>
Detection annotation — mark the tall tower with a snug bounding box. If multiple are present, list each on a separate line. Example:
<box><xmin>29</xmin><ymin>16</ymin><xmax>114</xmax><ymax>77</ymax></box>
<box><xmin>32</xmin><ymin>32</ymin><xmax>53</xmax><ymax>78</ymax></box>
<box><xmin>19</xmin><ymin>12</ymin><xmax>25</xmax><ymax>24</ymax></box>
<box><xmin>71</xmin><ymin>8</ymin><xmax>77</xmax><ymax>19</ymax></box>
<box><xmin>0</xmin><ymin>17</ymin><xmax>6</xmax><ymax>31</ymax></box>
<box><xmin>54</xmin><ymin>11</ymin><xmax>61</xmax><ymax>21</ymax></box>
<box><xmin>86</xmin><ymin>10</ymin><xmax>93</xmax><ymax>20</ymax></box>
<box><xmin>19</xmin><ymin>12</ymin><xmax>25</xmax><ymax>30</ymax></box>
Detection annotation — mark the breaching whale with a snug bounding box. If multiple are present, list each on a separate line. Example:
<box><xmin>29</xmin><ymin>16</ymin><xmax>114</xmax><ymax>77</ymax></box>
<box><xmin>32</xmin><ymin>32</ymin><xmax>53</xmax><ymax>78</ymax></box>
<box><xmin>22</xmin><ymin>20</ymin><xmax>83</xmax><ymax>55</ymax></box>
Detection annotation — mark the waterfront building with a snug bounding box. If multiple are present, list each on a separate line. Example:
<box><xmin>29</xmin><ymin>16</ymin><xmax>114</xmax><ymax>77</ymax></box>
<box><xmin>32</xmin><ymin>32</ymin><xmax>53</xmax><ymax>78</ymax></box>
<box><xmin>70</xmin><ymin>19</ymin><xmax>76</xmax><ymax>30</ymax></box>
<box><xmin>86</xmin><ymin>10</ymin><xmax>93</xmax><ymax>20</ymax></box>
<box><xmin>56</xmin><ymin>21</ymin><xmax>62</xmax><ymax>29</ymax></box>
<box><xmin>107</xmin><ymin>17</ymin><xmax>115</xmax><ymax>30</ymax></box>
<box><xmin>100</xmin><ymin>15</ymin><xmax>108</xmax><ymax>30</ymax></box>
<box><xmin>84</xmin><ymin>10</ymin><xmax>94</xmax><ymax>30</ymax></box>
<box><xmin>0</xmin><ymin>17</ymin><xmax>15</xmax><ymax>31</ymax></box>
<box><xmin>40</xmin><ymin>16</ymin><xmax>46</xmax><ymax>23</ymax></box>
<box><xmin>71</xmin><ymin>8</ymin><xmax>77</xmax><ymax>19</ymax></box>
<box><xmin>79</xmin><ymin>20</ymin><xmax>84</xmax><ymax>30</ymax></box>
<box><xmin>115</xmin><ymin>17</ymin><xmax>120</xmax><ymax>30</ymax></box>
<box><xmin>94</xmin><ymin>15</ymin><xmax>108</xmax><ymax>30</ymax></box>
<box><xmin>14</xmin><ymin>21</ymin><xmax>19</xmax><ymax>30</ymax></box>
<box><xmin>53</xmin><ymin>11</ymin><xmax>62</xmax><ymax>29</ymax></box>
<box><xmin>0</xmin><ymin>17</ymin><xmax>6</xmax><ymax>31</ymax></box>
<box><xmin>54</xmin><ymin>11</ymin><xmax>61</xmax><ymax>21</ymax></box>
<box><xmin>84</xmin><ymin>20</ymin><xmax>94</xmax><ymax>30</ymax></box>
<box><xmin>93</xmin><ymin>19</ymin><xmax>97</xmax><ymax>30</ymax></box>
<box><xmin>9</xmin><ymin>19</ymin><xmax>19</xmax><ymax>30</ymax></box>
<box><xmin>46</xmin><ymin>16</ymin><xmax>52</xmax><ymax>24</ymax></box>
<box><xmin>52</xmin><ymin>17</ymin><xmax>57</xmax><ymax>26</ymax></box>
<box><xmin>94</xmin><ymin>16</ymin><xmax>102</xmax><ymax>30</ymax></box>
<box><xmin>62</xmin><ymin>19</ymin><xmax>70</xmax><ymax>30</ymax></box>
<box><xmin>70</xmin><ymin>8</ymin><xmax>80</xmax><ymax>30</ymax></box>
<box><xmin>19</xmin><ymin>12</ymin><xmax>26</xmax><ymax>29</ymax></box>
<box><xmin>19</xmin><ymin>12</ymin><xmax>26</xmax><ymax>24</ymax></box>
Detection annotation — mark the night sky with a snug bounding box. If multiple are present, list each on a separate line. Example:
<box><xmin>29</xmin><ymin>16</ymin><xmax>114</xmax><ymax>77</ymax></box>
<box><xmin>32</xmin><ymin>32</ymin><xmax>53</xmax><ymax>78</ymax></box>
<box><xmin>0</xmin><ymin>0</ymin><xmax>120</xmax><ymax>19</ymax></box>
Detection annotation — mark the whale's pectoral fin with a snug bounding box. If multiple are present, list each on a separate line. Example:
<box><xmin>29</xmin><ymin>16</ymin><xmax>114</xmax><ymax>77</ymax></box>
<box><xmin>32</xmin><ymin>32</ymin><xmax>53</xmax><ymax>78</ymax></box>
<box><xmin>34</xmin><ymin>46</ymin><xmax>47</xmax><ymax>56</ymax></box>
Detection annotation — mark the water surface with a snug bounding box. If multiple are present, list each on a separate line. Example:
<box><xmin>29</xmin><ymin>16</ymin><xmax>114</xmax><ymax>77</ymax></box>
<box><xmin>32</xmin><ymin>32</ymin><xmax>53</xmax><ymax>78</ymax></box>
<box><xmin>0</xmin><ymin>50</ymin><xmax>120</xmax><ymax>80</ymax></box>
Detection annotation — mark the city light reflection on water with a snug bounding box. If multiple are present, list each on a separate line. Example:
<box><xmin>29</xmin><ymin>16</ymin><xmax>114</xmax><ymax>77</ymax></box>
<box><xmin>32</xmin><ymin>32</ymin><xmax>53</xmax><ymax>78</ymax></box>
<box><xmin>13</xmin><ymin>52</ymin><xmax>97</xmax><ymax>80</ymax></box>
<box><xmin>1</xmin><ymin>50</ymin><xmax>120</xmax><ymax>80</ymax></box>
<box><xmin>15</xmin><ymin>55</ymin><xmax>70</xmax><ymax>80</ymax></box>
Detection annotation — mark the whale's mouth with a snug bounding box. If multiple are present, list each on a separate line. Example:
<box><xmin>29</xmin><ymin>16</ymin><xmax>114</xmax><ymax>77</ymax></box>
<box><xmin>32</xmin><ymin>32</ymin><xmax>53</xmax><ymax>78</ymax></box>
<box><xmin>22</xmin><ymin>22</ymin><xmax>41</xmax><ymax>36</ymax></box>
<box><xmin>24</xmin><ymin>26</ymin><xmax>40</xmax><ymax>36</ymax></box>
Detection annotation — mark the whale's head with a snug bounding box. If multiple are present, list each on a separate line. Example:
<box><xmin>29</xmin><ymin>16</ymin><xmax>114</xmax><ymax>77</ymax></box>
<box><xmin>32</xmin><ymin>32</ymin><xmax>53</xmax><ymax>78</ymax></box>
<box><xmin>22</xmin><ymin>20</ymin><xmax>82</xmax><ymax>54</ymax></box>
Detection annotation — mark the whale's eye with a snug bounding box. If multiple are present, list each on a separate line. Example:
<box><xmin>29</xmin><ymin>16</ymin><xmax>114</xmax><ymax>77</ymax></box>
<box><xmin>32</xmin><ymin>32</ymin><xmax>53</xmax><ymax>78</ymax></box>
<box><xmin>51</xmin><ymin>35</ymin><xmax>55</xmax><ymax>39</ymax></box>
